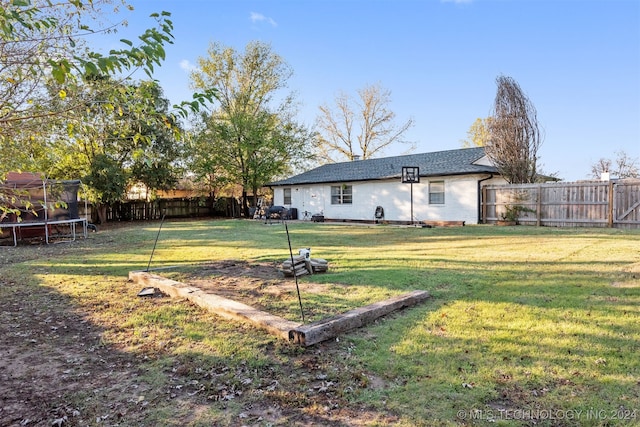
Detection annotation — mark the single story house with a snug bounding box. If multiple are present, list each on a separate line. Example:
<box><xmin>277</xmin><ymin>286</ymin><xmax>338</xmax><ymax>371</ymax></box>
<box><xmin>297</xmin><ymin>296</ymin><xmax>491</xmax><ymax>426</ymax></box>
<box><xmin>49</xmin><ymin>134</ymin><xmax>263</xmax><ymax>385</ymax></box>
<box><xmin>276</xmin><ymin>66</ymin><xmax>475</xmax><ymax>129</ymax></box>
<box><xmin>267</xmin><ymin>147</ymin><xmax>507</xmax><ymax>225</ymax></box>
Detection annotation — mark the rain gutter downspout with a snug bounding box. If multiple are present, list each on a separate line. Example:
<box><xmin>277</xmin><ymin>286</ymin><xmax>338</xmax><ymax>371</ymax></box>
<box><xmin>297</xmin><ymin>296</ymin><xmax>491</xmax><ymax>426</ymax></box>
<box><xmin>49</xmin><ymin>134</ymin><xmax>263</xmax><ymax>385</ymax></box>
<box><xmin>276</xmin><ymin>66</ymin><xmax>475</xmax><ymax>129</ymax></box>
<box><xmin>477</xmin><ymin>174</ymin><xmax>494</xmax><ymax>224</ymax></box>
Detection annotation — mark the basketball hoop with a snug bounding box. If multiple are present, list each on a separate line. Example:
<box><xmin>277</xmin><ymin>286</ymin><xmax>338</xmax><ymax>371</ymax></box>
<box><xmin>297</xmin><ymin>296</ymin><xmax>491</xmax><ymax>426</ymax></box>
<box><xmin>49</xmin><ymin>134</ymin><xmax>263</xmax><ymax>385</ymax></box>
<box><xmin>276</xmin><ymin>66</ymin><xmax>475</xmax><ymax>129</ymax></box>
<box><xmin>401</xmin><ymin>166</ymin><xmax>420</xmax><ymax>224</ymax></box>
<box><xmin>401</xmin><ymin>166</ymin><xmax>420</xmax><ymax>183</ymax></box>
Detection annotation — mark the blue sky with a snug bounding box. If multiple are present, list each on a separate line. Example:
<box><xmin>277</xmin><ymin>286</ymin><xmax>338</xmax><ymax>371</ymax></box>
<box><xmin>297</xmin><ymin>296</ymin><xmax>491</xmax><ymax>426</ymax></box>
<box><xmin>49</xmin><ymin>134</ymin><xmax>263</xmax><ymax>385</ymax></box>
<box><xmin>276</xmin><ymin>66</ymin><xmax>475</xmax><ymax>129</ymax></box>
<box><xmin>99</xmin><ymin>0</ymin><xmax>639</xmax><ymax>181</ymax></box>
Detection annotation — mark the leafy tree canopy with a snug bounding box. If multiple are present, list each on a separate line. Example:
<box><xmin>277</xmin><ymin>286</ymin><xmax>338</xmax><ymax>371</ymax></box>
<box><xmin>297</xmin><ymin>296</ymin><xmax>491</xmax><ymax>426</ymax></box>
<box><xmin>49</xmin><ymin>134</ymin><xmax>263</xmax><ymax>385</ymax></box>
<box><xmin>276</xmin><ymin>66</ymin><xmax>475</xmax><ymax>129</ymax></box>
<box><xmin>461</xmin><ymin>117</ymin><xmax>492</xmax><ymax>148</ymax></box>
<box><xmin>0</xmin><ymin>0</ymin><xmax>214</xmax><ymax>221</ymax></box>
<box><xmin>0</xmin><ymin>0</ymin><xmax>177</xmax><ymax>143</ymax></box>
<box><xmin>189</xmin><ymin>41</ymin><xmax>313</xmax><ymax>215</ymax></box>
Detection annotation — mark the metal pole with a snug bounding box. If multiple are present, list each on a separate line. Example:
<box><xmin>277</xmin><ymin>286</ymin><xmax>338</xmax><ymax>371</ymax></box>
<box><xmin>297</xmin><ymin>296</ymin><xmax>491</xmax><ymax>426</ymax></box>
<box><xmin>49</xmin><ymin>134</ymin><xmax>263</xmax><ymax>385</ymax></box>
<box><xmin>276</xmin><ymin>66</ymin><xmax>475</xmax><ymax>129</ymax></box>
<box><xmin>285</xmin><ymin>222</ymin><xmax>305</xmax><ymax>323</ymax></box>
<box><xmin>146</xmin><ymin>213</ymin><xmax>166</xmax><ymax>272</ymax></box>
<box><xmin>410</xmin><ymin>181</ymin><xmax>414</xmax><ymax>224</ymax></box>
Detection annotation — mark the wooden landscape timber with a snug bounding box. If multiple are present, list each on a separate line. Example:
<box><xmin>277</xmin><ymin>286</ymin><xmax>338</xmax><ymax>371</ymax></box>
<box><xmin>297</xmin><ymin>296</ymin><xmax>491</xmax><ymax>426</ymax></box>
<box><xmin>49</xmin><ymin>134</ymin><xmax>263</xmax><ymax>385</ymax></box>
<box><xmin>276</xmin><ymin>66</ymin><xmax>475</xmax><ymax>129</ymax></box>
<box><xmin>128</xmin><ymin>271</ymin><xmax>302</xmax><ymax>340</ymax></box>
<box><xmin>128</xmin><ymin>270</ymin><xmax>430</xmax><ymax>346</ymax></box>
<box><xmin>289</xmin><ymin>290</ymin><xmax>431</xmax><ymax>346</ymax></box>
<box><xmin>421</xmin><ymin>220</ymin><xmax>465</xmax><ymax>227</ymax></box>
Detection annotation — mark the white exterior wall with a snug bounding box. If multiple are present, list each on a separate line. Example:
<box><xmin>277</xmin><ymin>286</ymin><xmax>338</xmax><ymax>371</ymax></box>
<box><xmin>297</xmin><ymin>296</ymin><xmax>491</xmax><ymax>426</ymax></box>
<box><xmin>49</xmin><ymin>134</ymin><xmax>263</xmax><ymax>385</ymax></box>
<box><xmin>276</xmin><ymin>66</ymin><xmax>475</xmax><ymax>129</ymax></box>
<box><xmin>272</xmin><ymin>174</ymin><xmax>505</xmax><ymax>224</ymax></box>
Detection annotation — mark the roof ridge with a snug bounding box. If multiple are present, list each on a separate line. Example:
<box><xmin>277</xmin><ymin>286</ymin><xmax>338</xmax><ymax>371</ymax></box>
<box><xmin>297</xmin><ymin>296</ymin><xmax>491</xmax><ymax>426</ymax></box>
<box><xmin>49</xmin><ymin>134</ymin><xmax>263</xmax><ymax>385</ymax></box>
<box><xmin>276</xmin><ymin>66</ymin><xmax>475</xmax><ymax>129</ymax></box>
<box><xmin>269</xmin><ymin>147</ymin><xmax>495</xmax><ymax>186</ymax></box>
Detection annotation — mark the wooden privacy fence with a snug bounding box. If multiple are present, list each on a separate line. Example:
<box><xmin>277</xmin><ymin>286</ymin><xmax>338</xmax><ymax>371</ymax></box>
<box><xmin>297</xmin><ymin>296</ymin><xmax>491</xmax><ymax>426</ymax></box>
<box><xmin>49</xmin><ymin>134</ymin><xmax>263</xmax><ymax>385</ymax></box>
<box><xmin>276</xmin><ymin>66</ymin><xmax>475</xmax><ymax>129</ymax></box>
<box><xmin>77</xmin><ymin>197</ymin><xmax>243</xmax><ymax>223</ymax></box>
<box><xmin>107</xmin><ymin>198</ymin><xmax>212</xmax><ymax>221</ymax></box>
<box><xmin>482</xmin><ymin>179</ymin><xmax>640</xmax><ymax>229</ymax></box>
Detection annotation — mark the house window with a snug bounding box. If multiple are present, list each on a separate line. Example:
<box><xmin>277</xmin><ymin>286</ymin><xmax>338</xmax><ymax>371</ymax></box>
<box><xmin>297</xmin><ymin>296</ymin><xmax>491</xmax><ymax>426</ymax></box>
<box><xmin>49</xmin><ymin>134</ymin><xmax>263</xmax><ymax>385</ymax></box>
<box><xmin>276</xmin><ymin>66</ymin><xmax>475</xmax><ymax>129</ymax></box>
<box><xmin>331</xmin><ymin>185</ymin><xmax>352</xmax><ymax>204</ymax></box>
<box><xmin>283</xmin><ymin>188</ymin><xmax>292</xmax><ymax>205</ymax></box>
<box><xmin>429</xmin><ymin>181</ymin><xmax>445</xmax><ymax>204</ymax></box>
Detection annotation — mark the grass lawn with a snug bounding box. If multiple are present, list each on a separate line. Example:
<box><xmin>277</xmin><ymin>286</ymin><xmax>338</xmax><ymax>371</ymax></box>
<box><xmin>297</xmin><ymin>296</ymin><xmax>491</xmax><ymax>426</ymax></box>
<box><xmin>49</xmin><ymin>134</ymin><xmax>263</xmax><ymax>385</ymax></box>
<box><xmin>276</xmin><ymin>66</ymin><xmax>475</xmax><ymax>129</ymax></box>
<box><xmin>1</xmin><ymin>219</ymin><xmax>639</xmax><ymax>426</ymax></box>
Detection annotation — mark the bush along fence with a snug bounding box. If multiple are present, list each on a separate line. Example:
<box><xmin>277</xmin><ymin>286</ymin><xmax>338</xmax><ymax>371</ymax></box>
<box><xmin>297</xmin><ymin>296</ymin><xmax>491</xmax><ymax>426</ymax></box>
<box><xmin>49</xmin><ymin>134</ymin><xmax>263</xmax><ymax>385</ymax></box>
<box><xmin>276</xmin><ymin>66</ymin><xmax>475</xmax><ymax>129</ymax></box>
<box><xmin>482</xmin><ymin>179</ymin><xmax>640</xmax><ymax>229</ymax></box>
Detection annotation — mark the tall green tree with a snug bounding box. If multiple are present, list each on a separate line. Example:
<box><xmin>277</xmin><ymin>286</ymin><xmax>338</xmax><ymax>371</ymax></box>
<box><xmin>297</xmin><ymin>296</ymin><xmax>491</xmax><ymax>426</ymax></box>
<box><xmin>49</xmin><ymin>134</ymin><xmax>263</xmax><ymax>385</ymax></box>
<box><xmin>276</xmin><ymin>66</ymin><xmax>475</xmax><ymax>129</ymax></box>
<box><xmin>47</xmin><ymin>78</ymin><xmax>184</xmax><ymax>222</ymax></box>
<box><xmin>0</xmin><ymin>1</ymin><xmax>213</xmax><ymax>221</ymax></box>
<box><xmin>486</xmin><ymin>75</ymin><xmax>543</xmax><ymax>184</ymax></box>
<box><xmin>126</xmin><ymin>81</ymin><xmax>185</xmax><ymax>197</ymax></box>
<box><xmin>189</xmin><ymin>41</ymin><xmax>313</xmax><ymax>216</ymax></box>
<box><xmin>0</xmin><ymin>0</ymin><xmax>173</xmax><ymax>220</ymax></box>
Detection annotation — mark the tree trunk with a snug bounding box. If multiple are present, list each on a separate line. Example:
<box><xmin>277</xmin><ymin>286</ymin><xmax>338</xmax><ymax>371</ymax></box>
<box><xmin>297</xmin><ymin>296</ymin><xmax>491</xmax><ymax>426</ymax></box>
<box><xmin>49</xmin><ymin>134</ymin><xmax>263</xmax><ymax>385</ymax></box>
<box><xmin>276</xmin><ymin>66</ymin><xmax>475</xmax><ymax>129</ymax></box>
<box><xmin>241</xmin><ymin>189</ymin><xmax>250</xmax><ymax>218</ymax></box>
<box><xmin>96</xmin><ymin>203</ymin><xmax>108</xmax><ymax>224</ymax></box>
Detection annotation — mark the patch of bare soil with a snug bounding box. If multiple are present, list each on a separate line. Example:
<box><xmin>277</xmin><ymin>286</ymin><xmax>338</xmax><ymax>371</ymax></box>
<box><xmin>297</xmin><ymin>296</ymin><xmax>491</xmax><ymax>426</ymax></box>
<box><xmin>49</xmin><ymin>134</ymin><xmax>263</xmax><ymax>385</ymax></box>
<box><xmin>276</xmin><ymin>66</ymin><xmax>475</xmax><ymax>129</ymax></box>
<box><xmin>0</xmin><ymin>257</ymin><xmax>397</xmax><ymax>426</ymax></box>
<box><xmin>0</xmin><ymin>280</ymin><xmax>147</xmax><ymax>426</ymax></box>
<box><xmin>178</xmin><ymin>259</ymin><xmax>339</xmax><ymax>307</ymax></box>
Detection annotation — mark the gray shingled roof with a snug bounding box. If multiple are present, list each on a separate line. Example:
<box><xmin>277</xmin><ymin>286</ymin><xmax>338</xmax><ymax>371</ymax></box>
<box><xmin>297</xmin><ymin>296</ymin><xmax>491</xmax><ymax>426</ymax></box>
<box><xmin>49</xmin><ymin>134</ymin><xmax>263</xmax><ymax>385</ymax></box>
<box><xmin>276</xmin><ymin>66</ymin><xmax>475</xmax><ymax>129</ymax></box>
<box><xmin>269</xmin><ymin>147</ymin><xmax>498</xmax><ymax>186</ymax></box>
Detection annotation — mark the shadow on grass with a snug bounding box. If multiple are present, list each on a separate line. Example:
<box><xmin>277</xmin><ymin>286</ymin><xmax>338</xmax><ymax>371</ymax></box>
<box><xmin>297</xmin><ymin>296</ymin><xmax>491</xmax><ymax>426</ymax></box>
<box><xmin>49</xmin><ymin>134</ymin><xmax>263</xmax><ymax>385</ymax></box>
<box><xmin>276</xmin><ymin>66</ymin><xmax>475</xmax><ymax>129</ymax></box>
<box><xmin>0</xmin><ymin>275</ymin><xmax>153</xmax><ymax>425</ymax></box>
<box><xmin>339</xmin><ymin>268</ymin><xmax>639</xmax><ymax>425</ymax></box>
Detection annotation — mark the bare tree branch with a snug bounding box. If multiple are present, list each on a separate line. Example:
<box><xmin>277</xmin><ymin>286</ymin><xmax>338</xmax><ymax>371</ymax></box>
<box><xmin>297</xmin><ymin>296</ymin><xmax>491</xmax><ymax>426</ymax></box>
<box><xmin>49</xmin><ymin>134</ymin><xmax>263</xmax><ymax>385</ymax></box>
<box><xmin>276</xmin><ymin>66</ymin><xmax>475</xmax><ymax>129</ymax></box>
<box><xmin>591</xmin><ymin>150</ymin><xmax>639</xmax><ymax>179</ymax></box>
<box><xmin>315</xmin><ymin>82</ymin><xmax>414</xmax><ymax>163</ymax></box>
<box><xmin>485</xmin><ymin>75</ymin><xmax>543</xmax><ymax>183</ymax></box>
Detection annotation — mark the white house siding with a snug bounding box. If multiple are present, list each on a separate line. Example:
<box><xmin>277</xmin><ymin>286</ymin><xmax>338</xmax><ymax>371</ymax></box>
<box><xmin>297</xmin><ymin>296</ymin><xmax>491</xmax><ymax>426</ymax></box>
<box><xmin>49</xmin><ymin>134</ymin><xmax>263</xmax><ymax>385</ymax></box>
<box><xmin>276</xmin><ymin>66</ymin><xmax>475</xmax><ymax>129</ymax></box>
<box><xmin>298</xmin><ymin>185</ymin><xmax>326</xmax><ymax>218</ymax></box>
<box><xmin>273</xmin><ymin>174</ymin><xmax>505</xmax><ymax>224</ymax></box>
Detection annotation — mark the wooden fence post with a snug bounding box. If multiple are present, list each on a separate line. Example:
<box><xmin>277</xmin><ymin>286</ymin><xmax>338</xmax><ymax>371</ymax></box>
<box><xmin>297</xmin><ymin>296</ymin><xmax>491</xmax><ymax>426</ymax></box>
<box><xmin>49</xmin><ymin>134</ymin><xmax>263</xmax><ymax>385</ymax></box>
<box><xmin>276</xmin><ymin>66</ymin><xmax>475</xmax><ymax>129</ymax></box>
<box><xmin>481</xmin><ymin>186</ymin><xmax>487</xmax><ymax>224</ymax></box>
<box><xmin>608</xmin><ymin>180</ymin><xmax>614</xmax><ymax>228</ymax></box>
<box><xmin>536</xmin><ymin>184</ymin><xmax>542</xmax><ymax>226</ymax></box>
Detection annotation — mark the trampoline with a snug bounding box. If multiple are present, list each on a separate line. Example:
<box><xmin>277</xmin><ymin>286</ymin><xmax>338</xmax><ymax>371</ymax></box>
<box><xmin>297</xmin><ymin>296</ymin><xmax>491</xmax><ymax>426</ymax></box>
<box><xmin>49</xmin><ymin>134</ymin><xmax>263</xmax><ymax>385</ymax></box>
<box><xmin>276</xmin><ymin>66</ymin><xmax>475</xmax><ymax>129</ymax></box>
<box><xmin>0</xmin><ymin>172</ymin><xmax>89</xmax><ymax>246</ymax></box>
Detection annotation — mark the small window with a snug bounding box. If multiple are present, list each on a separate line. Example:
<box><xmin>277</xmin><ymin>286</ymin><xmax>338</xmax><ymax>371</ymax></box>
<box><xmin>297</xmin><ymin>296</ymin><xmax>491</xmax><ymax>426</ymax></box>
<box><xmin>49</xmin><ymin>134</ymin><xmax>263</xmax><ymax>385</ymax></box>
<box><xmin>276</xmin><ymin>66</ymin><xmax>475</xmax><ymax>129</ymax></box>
<box><xmin>331</xmin><ymin>185</ymin><xmax>352</xmax><ymax>204</ymax></box>
<box><xmin>283</xmin><ymin>188</ymin><xmax>292</xmax><ymax>205</ymax></box>
<box><xmin>429</xmin><ymin>181</ymin><xmax>445</xmax><ymax>204</ymax></box>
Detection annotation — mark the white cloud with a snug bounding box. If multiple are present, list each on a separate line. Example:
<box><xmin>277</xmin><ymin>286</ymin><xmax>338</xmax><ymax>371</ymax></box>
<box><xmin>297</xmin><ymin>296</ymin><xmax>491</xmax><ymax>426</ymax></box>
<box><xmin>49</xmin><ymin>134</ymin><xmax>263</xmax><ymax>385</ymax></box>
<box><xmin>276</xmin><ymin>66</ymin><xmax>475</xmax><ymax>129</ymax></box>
<box><xmin>250</xmin><ymin>12</ymin><xmax>277</xmax><ymax>27</ymax></box>
<box><xmin>179</xmin><ymin>59</ymin><xmax>196</xmax><ymax>73</ymax></box>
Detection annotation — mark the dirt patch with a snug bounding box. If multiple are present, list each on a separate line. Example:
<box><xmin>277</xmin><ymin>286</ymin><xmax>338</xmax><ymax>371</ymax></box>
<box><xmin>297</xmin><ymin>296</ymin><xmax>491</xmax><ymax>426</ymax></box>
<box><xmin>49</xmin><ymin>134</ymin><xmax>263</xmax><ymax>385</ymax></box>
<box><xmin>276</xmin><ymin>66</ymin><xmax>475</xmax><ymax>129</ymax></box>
<box><xmin>0</xmin><ymin>281</ymin><xmax>146</xmax><ymax>426</ymax></box>
<box><xmin>175</xmin><ymin>259</ymin><xmax>340</xmax><ymax>303</ymax></box>
<box><xmin>163</xmin><ymin>259</ymin><xmax>357</xmax><ymax>324</ymax></box>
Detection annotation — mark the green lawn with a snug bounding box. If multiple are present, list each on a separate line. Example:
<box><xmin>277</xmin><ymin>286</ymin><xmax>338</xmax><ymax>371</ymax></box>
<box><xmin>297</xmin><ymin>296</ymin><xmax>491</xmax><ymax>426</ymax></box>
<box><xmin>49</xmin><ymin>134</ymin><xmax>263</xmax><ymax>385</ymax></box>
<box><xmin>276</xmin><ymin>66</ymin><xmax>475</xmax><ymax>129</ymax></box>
<box><xmin>1</xmin><ymin>219</ymin><xmax>639</xmax><ymax>426</ymax></box>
